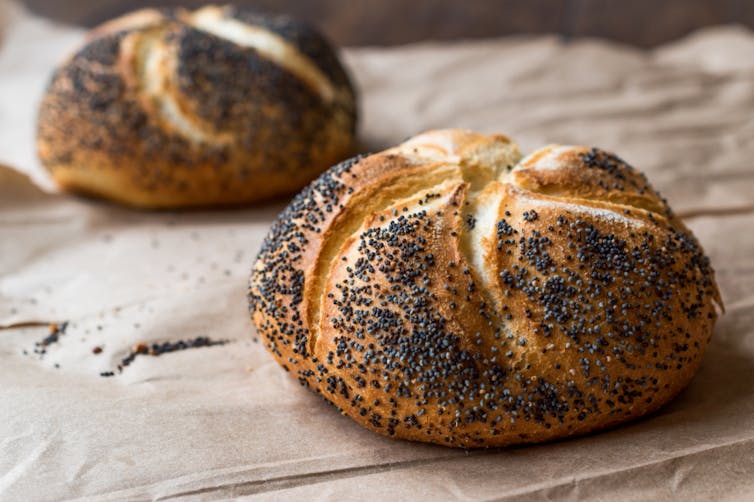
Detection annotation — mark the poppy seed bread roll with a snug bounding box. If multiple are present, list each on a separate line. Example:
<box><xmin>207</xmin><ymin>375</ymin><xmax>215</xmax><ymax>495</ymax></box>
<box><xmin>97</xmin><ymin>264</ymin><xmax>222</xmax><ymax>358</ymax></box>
<box><xmin>37</xmin><ymin>5</ymin><xmax>357</xmax><ymax>208</ymax></box>
<box><xmin>249</xmin><ymin>129</ymin><xmax>721</xmax><ymax>448</ymax></box>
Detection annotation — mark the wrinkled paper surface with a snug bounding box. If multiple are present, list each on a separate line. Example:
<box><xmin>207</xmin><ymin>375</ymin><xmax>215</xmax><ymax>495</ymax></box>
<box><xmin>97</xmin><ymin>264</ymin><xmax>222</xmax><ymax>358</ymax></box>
<box><xmin>1</xmin><ymin>2</ymin><xmax>754</xmax><ymax>500</ymax></box>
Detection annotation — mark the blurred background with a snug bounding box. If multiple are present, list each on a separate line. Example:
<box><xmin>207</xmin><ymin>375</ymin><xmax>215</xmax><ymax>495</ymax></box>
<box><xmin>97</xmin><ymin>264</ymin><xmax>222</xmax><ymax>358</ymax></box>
<box><xmin>19</xmin><ymin>0</ymin><xmax>754</xmax><ymax>47</ymax></box>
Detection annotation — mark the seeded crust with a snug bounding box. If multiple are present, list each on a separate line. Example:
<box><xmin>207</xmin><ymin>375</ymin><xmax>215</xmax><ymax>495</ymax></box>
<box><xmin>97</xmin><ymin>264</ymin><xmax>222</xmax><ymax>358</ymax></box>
<box><xmin>37</xmin><ymin>5</ymin><xmax>357</xmax><ymax>209</ymax></box>
<box><xmin>249</xmin><ymin>129</ymin><xmax>722</xmax><ymax>448</ymax></box>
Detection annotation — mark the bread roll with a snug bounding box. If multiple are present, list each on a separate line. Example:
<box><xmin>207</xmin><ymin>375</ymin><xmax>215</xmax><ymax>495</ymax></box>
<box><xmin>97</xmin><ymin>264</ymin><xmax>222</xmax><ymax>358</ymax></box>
<box><xmin>37</xmin><ymin>5</ymin><xmax>357</xmax><ymax>208</ymax></box>
<box><xmin>249</xmin><ymin>129</ymin><xmax>721</xmax><ymax>447</ymax></box>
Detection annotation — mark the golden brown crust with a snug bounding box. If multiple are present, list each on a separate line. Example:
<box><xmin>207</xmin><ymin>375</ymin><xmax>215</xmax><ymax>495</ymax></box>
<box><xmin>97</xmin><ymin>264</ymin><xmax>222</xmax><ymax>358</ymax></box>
<box><xmin>37</xmin><ymin>5</ymin><xmax>357</xmax><ymax>209</ymax></box>
<box><xmin>248</xmin><ymin>129</ymin><xmax>721</xmax><ymax>448</ymax></box>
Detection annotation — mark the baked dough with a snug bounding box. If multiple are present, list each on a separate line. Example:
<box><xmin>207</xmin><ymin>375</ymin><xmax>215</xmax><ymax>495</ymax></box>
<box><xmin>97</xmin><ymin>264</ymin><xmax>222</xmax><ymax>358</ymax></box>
<box><xmin>249</xmin><ymin>129</ymin><xmax>721</xmax><ymax>447</ymax></box>
<box><xmin>37</xmin><ymin>6</ymin><xmax>357</xmax><ymax>208</ymax></box>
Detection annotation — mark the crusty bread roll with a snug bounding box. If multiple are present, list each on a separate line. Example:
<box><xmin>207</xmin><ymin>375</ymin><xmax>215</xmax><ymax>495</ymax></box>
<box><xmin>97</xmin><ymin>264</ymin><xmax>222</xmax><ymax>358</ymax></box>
<box><xmin>249</xmin><ymin>129</ymin><xmax>721</xmax><ymax>448</ymax></box>
<box><xmin>37</xmin><ymin>5</ymin><xmax>357</xmax><ymax>208</ymax></box>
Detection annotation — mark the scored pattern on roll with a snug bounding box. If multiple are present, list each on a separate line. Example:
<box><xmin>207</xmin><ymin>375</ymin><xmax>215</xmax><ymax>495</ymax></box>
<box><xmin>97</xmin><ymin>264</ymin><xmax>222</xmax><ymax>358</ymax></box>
<box><xmin>129</xmin><ymin>28</ymin><xmax>229</xmax><ymax>144</ymax></box>
<box><xmin>249</xmin><ymin>129</ymin><xmax>721</xmax><ymax>448</ymax></box>
<box><xmin>123</xmin><ymin>6</ymin><xmax>339</xmax><ymax>145</ymax></box>
<box><xmin>187</xmin><ymin>6</ymin><xmax>336</xmax><ymax>103</ymax></box>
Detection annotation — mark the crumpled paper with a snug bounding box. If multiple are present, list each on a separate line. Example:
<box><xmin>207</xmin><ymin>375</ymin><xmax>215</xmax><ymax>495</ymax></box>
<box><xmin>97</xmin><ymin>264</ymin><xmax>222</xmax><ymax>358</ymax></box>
<box><xmin>1</xmin><ymin>2</ymin><xmax>754</xmax><ymax>500</ymax></box>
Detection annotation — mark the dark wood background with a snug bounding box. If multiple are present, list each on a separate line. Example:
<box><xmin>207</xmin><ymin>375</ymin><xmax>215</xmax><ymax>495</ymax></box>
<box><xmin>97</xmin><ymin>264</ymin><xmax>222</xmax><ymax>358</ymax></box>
<box><xmin>21</xmin><ymin>0</ymin><xmax>754</xmax><ymax>47</ymax></box>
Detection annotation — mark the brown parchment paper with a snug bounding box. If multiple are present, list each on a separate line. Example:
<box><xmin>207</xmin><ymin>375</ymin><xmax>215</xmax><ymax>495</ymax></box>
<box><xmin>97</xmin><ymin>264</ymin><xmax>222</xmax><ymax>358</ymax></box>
<box><xmin>1</xmin><ymin>2</ymin><xmax>754</xmax><ymax>500</ymax></box>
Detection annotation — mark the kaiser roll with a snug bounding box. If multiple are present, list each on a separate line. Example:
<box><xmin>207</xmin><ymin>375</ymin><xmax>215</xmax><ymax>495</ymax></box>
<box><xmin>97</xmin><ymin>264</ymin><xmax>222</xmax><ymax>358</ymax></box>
<box><xmin>37</xmin><ymin>5</ymin><xmax>357</xmax><ymax>208</ymax></box>
<box><xmin>248</xmin><ymin>129</ymin><xmax>722</xmax><ymax>448</ymax></box>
